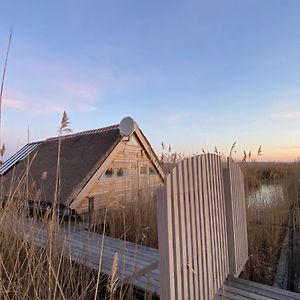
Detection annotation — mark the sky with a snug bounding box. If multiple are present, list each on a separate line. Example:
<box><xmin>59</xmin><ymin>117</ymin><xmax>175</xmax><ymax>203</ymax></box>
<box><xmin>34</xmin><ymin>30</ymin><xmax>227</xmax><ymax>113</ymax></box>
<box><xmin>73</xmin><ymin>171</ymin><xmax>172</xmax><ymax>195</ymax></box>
<box><xmin>1</xmin><ymin>0</ymin><xmax>300</xmax><ymax>161</ymax></box>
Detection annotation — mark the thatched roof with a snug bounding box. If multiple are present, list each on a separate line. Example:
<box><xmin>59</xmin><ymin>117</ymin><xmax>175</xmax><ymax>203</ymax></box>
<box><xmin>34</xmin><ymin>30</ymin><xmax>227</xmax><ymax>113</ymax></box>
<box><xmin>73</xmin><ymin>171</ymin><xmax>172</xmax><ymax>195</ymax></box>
<box><xmin>2</xmin><ymin>125</ymin><xmax>122</xmax><ymax>206</ymax></box>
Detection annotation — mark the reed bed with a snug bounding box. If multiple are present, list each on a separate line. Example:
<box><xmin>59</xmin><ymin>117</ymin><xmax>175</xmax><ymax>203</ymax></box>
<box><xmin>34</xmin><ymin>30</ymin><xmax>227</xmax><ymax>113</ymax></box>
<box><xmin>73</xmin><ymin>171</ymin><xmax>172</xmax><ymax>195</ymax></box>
<box><xmin>1</xmin><ymin>141</ymin><xmax>300</xmax><ymax>298</ymax></box>
<box><xmin>0</xmin><ymin>187</ymin><xmax>141</xmax><ymax>299</ymax></box>
<box><xmin>0</xmin><ymin>203</ymin><xmax>101</xmax><ymax>299</ymax></box>
<box><xmin>88</xmin><ymin>185</ymin><xmax>158</xmax><ymax>249</ymax></box>
<box><xmin>243</xmin><ymin>162</ymin><xmax>300</xmax><ymax>285</ymax></box>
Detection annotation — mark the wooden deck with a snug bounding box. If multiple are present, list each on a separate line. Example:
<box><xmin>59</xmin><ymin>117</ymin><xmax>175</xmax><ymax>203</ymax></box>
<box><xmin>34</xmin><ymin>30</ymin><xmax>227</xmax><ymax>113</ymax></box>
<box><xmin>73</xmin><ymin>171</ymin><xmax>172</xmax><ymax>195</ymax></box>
<box><xmin>7</xmin><ymin>217</ymin><xmax>300</xmax><ymax>299</ymax></box>
<box><xmin>9</xmin><ymin>218</ymin><xmax>160</xmax><ymax>296</ymax></box>
<box><xmin>216</xmin><ymin>277</ymin><xmax>300</xmax><ymax>300</ymax></box>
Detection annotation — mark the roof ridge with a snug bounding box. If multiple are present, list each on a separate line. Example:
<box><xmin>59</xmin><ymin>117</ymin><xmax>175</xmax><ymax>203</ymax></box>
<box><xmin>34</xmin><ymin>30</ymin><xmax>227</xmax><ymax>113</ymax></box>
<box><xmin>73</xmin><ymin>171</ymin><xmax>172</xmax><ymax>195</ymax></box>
<box><xmin>46</xmin><ymin>124</ymin><xmax>119</xmax><ymax>142</ymax></box>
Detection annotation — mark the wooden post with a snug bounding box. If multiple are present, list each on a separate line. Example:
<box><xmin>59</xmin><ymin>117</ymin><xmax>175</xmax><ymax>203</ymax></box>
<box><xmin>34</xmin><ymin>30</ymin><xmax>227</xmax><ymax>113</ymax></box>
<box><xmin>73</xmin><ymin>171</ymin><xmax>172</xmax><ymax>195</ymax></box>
<box><xmin>88</xmin><ymin>197</ymin><xmax>94</xmax><ymax>230</ymax></box>
<box><xmin>157</xmin><ymin>180</ymin><xmax>175</xmax><ymax>300</ymax></box>
<box><xmin>223</xmin><ymin>164</ymin><xmax>236</xmax><ymax>275</ymax></box>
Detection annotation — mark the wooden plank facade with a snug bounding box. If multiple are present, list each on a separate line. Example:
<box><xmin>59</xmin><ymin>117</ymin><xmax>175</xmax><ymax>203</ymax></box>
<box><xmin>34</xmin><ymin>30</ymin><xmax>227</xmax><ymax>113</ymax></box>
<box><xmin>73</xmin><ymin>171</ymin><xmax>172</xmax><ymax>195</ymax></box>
<box><xmin>75</xmin><ymin>133</ymin><xmax>163</xmax><ymax>215</ymax></box>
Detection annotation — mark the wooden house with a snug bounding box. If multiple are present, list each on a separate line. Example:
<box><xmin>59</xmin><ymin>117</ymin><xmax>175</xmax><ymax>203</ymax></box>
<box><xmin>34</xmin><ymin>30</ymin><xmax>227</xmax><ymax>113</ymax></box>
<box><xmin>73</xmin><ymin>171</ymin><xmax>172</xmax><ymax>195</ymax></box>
<box><xmin>0</xmin><ymin>117</ymin><xmax>164</xmax><ymax>217</ymax></box>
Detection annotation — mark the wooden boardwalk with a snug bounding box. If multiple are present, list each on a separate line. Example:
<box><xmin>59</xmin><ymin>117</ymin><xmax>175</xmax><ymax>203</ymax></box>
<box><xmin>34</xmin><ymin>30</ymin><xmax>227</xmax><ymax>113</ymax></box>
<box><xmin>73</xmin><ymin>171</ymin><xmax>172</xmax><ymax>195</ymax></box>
<box><xmin>217</xmin><ymin>277</ymin><xmax>300</xmax><ymax>300</ymax></box>
<box><xmin>6</xmin><ymin>216</ymin><xmax>300</xmax><ymax>299</ymax></box>
<box><xmin>9</xmin><ymin>218</ymin><xmax>160</xmax><ymax>296</ymax></box>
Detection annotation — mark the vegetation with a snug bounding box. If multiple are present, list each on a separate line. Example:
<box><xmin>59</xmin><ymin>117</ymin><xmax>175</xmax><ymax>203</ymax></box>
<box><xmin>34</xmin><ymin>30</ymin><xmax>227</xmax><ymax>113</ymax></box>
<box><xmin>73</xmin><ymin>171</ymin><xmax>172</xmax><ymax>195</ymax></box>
<box><xmin>1</xmin><ymin>112</ymin><xmax>300</xmax><ymax>299</ymax></box>
<box><xmin>241</xmin><ymin>162</ymin><xmax>290</xmax><ymax>194</ymax></box>
<box><xmin>159</xmin><ymin>145</ymin><xmax>300</xmax><ymax>286</ymax></box>
<box><xmin>0</xmin><ymin>112</ymin><xmax>140</xmax><ymax>299</ymax></box>
<box><xmin>243</xmin><ymin>161</ymin><xmax>300</xmax><ymax>285</ymax></box>
<box><xmin>0</xmin><ymin>178</ymin><xmax>150</xmax><ymax>299</ymax></box>
<box><xmin>90</xmin><ymin>186</ymin><xmax>158</xmax><ymax>249</ymax></box>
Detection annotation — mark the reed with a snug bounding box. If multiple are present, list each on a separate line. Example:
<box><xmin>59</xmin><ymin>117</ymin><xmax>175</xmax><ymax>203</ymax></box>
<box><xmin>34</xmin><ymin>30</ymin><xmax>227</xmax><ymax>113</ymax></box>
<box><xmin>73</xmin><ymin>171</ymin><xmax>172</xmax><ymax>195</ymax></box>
<box><xmin>1</xmin><ymin>125</ymin><xmax>299</xmax><ymax>298</ymax></box>
<box><xmin>0</xmin><ymin>111</ymin><xmax>132</xmax><ymax>299</ymax></box>
<box><xmin>243</xmin><ymin>161</ymin><xmax>300</xmax><ymax>285</ymax></box>
<box><xmin>0</xmin><ymin>184</ymin><xmax>142</xmax><ymax>299</ymax></box>
<box><xmin>91</xmin><ymin>184</ymin><xmax>158</xmax><ymax>249</ymax></box>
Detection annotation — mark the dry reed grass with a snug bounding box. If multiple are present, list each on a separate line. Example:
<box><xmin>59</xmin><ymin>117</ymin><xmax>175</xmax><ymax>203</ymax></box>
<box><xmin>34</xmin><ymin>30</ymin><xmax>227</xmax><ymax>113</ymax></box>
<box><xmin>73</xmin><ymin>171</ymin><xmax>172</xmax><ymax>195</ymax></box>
<box><xmin>0</xmin><ymin>112</ymin><xmax>142</xmax><ymax>299</ymax></box>
<box><xmin>0</xmin><ymin>200</ymin><xmax>102</xmax><ymax>299</ymax></box>
<box><xmin>0</xmin><ymin>186</ymin><xmax>146</xmax><ymax>299</ymax></box>
<box><xmin>243</xmin><ymin>162</ymin><xmax>300</xmax><ymax>285</ymax></box>
<box><xmin>2</xmin><ymin>116</ymin><xmax>299</xmax><ymax>298</ymax></box>
<box><xmin>91</xmin><ymin>184</ymin><xmax>158</xmax><ymax>249</ymax></box>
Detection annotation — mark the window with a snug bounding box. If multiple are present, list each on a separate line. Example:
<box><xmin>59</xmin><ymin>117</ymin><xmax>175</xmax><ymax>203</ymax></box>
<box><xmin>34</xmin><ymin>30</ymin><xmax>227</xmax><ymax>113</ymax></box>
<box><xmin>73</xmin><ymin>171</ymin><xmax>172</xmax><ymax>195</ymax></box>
<box><xmin>103</xmin><ymin>168</ymin><xmax>114</xmax><ymax>178</ymax></box>
<box><xmin>140</xmin><ymin>165</ymin><xmax>147</xmax><ymax>175</ymax></box>
<box><xmin>116</xmin><ymin>167</ymin><xmax>128</xmax><ymax>178</ymax></box>
<box><xmin>149</xmin><ymin>166</ymin><xmax>156</xmax><ymax>176</ymax></box>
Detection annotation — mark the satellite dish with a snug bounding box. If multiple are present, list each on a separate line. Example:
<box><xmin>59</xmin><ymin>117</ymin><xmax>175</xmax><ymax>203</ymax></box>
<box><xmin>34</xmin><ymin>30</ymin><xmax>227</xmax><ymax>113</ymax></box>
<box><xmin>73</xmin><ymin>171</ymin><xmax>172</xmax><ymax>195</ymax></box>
<box><xmin>119</xmin><ymin>117</ymin><xmax>135</xmax><ymax>136</ymax></box>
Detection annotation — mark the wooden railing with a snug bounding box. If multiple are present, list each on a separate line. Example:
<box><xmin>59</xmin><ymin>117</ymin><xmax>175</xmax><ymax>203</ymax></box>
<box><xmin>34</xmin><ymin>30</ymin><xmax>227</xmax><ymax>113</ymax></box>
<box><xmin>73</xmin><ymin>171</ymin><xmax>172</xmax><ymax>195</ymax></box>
<box><xmin>157</xmin><ymin>154</ymin><xmax>229</xmax><ymax>299</ymax></box>
<box><xmin>223</xmin><ymin>157</ymin><xmax>248</xmax><ymax>276</ymax></box>
<box><xmin>157</xmin><ymin>154</ymin><xmax>248</xmax><ymax>300</ymax></box>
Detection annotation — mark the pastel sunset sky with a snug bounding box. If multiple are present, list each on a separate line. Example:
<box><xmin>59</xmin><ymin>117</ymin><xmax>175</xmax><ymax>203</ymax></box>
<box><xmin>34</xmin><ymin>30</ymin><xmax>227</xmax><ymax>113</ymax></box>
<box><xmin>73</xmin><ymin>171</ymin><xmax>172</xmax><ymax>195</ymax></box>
<box><xmin>1</xmin><ymin>1</ymin><xmax>300</xmax><ymax>161</ymax></box>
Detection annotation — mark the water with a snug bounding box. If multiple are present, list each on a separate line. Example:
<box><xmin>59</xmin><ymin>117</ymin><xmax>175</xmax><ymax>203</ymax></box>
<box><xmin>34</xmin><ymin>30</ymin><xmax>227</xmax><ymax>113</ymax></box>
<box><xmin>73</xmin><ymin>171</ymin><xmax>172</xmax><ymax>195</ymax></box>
<box><xmin>248</xmin><ymin>184</ymin><xmax>283</xmax><ymax>206</ymax></box>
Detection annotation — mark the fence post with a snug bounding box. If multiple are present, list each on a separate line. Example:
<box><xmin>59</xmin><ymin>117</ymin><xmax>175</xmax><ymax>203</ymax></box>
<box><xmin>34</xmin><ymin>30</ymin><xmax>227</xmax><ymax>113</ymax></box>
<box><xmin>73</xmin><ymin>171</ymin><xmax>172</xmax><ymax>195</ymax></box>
<box><xmin>222</xmin><ymin>158</ymin><xmax>248</xmax><ymax>276</ymax></box>
<box><xmin>223</xmin><ymin>164</ymin><xmax>236</xmax><ymax>275</ymax></box>
<box><xmin>157</xmin><ymin>179</ymin><xmax>175</xmax><ymax>300</ymax></box>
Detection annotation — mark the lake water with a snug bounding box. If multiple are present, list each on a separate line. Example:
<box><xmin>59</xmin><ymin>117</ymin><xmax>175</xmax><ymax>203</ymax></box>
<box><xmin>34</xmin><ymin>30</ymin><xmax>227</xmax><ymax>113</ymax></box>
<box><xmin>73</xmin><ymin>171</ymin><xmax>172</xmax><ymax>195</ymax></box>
<box><xmin>248</xmin><ymin>184</ymin><xmax>283</xmax><ymax>206</ymax></box>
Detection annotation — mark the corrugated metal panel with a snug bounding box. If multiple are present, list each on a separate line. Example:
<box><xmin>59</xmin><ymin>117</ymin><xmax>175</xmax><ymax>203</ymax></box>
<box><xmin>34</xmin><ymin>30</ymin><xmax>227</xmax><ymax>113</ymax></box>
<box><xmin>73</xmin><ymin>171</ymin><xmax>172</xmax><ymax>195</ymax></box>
<box><xmin>0</xmin><ymin>142</ymin><xmax>41</xmax><ymax>175</ymax></box>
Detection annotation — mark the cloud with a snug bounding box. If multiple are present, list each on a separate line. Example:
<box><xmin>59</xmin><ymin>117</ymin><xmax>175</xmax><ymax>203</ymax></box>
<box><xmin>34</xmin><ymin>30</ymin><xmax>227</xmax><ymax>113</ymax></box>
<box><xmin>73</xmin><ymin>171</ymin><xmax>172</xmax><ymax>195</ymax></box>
<box><xmin>287</xmin><ymin>145</ymin><xmax>300</xmax><ymax>149</ymax></box>
<box><xmin>0</xmin><ymin>59</ymin><xmax>102</xmax><ymax>115</ymax></box>
<box><xmin>3</xmin><ymin>57</ymin><xmax>150</xmax><ymax>116</ymax></box>
<box><xmin>2</xmin><ymin>78</ymin><xmax>102</xmax><ymax>114</ymax></box>
<box><xmin>273</xmin><ymin>110</ymin><xmax>300</xmax><ymax>119</ymax></box>
<box><xmin>2</xmin><ymin>98</ymin><xmax>25</xmax><ymax>110</ymax></box>
<box><xmin>56</xmin><ymin>80</ymin><xmax>102</xmax><ymax>99</ymax></box>
<box><xmin>76</xmin><ymin>103</ymin><xmax>97</xmax><ymax>112</ymax></box>
<box><xmin>161</xmin><ymin>112</ymin><xmax>191</xmax><ymax>123</ymax></box>
<box><xmin>271</xmin><ymin>98</ymin><xmax>300</xmax><ymax>120</ymax></box>
<box><xmin>2</xmin><ymin>91</ymin><xmax>71</xmax><ymax>114</ymax></box>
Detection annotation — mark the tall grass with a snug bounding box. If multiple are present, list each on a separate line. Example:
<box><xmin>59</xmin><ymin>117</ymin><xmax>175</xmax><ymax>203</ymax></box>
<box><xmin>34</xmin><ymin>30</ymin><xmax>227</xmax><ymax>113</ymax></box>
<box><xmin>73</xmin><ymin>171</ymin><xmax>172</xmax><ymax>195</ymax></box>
<box><xmin>2</xmin><ymin>131</ymin><xmax>300</xmax><ymax>298</ymax></box>
<box><xmin>243</xmin><ymin>162</ymin><xmax>300</xmax><ymax>285</ymax></box>
<box><xmin>0</xmin><ymin>111</ymin><xmax>138</xmax><ymax>299</ymax></box>
<box><xmin>161</xmin><ymin>155</ymin><xmax>300</xmax><ymax>285</ymax></box>
<box><xmin>90</xmin><ymin>185</ymin><xmax>158</xmax><ymax>249</ymax></box>
<box><xmin>0</xmin><ymin>197</ymin><xmax>102</xmax><ymax>299</ymax></box>
<box><xmin>0</xmin><ymin>185</ymin><xmax>148</xmax><ymax>299</ymax></box>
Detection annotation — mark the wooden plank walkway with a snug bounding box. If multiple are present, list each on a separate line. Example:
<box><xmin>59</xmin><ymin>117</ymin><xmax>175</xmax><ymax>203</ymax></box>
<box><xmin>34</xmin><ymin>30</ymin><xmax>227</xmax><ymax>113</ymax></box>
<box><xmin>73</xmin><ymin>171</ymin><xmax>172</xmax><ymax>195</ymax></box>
<box><xmin>216</xmin><ymin>277</ymin><xmax>300</xmax><ymax>300</ymax></box>
<box><xmin>273</xmin><ymin>216</ymin><xmax>292</xmax><ymax>289</ymax></box>
<box><xmin>6</xmin><ymin>217</ymin><xmax>300</xmax><ymax>299</ymax></box>
<box><xmin>8</xmin><ymin>218</ymin><xmax>160</xmax><ymax>296</ymax></box>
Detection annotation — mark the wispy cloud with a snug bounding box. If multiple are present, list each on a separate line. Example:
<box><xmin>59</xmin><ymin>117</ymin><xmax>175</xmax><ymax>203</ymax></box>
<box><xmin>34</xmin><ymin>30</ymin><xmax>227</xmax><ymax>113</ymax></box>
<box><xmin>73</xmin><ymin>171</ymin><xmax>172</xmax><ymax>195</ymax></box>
<box><xmin>3</xmin><ymin>91</ymin><xmax>70</xmax><ymax>114</ymax></box>
<box><xmin>3</xmin><ymin>58</ymin><xmax>148</xmax><ymax>115</ymax></box>
<box><xmin>56</xmin><ymin>80</ymin><xmax>102</xmax><ymax>99</ymax></box>
<box><xmin>2</xmin><ymin>98</ymin><xmax>25</xmax><ymax>110</ymax></box>
<box><xmin>273</xmin><ymin>110</ymin><xmax>300</xmax><ymax>119</ymax></box>
<box><xmin>271</xmin><ymin>97</ymin><xmax>300</xmax><ymax>120</ymax></box>
<box><xmin>287</xmin><ymin>145</ymin><xmax>300</xmax><ymax>149</ymax></box>
<box><xmin>161</xmin><ymin>112</ymin><xmax>191</xmax><ymax>124</ymax></box>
